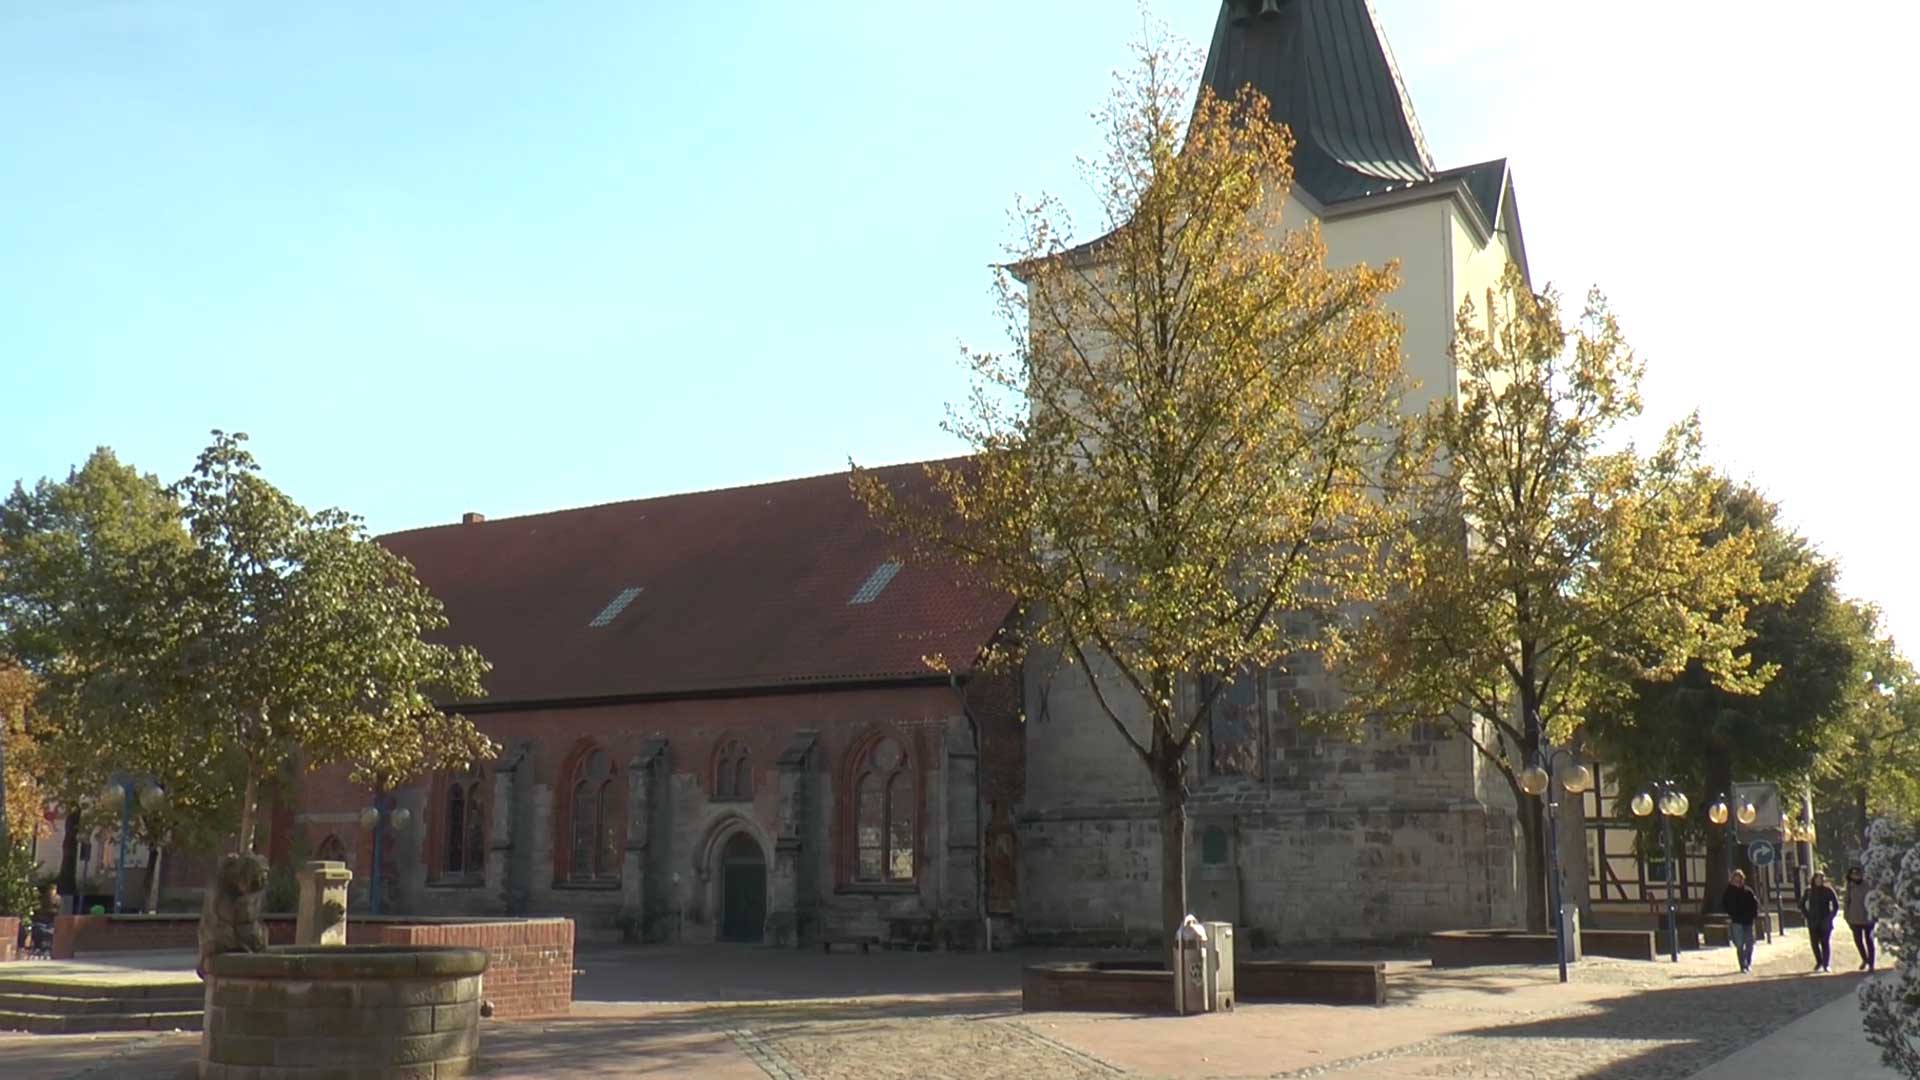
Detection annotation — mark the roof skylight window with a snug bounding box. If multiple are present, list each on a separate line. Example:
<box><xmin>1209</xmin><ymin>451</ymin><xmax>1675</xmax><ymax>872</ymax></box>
<box><xmin>848</xmin><ymin>561</ymin><xmax>902</xmax><ymax>605</ymax></box>
<box><xmin>589</xmin><ymin>586</ymin><xmax>643</xmax><ymax>627</ymax></box>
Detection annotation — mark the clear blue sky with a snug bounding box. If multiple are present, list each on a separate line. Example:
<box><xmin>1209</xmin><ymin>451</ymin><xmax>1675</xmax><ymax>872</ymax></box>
<box><xmin>4</xmin><ymin>2</ymin><xmax>1917</xmax><ymax>647</ymax></box>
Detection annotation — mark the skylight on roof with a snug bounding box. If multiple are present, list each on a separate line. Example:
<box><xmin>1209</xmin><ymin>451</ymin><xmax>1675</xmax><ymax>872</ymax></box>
<box><xmin>848</xmin><ymin>561</ymin><xmax>902</xmax><ymax>605</ymax></box>
<box><xmin>589</xmin><ymin>586</ymin><xmax>643</xmax><ymax>627</ymax></box>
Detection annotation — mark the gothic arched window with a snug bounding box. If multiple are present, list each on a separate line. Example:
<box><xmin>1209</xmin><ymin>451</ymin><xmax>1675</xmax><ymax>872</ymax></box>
<box><xmin>315</xmin><ymin>834</ymin><xmax>346</xmax><ymax>864</ymax></box>
<box><xmin>443</xmin><ymin>770</ymin><xmax>486</xmax><ymax>879</ymax></box>
<box><xmin>714</xmin><ymin>739</ymin><xmax>752</xmax><ymax>801</ymax></box>
<box><xmin>850</xmin><ymin>734</ymin><xmax>914</xmax><ymax>884</ymax></box>
<box><xmin>567</xmin><ymin>748</ymin><xmax>618</xmax><ymax>882</ymax></box>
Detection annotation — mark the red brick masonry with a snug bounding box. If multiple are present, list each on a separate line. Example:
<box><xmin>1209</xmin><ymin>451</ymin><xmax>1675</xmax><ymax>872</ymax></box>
<box><xmin>41</xmin><ymin>914</ymin><xmax>573</xmax><ymax>1020</ymax></box>
<box><xmin>364</xmin><ymin>919</ymin><xmax>574</xmax><ymax>1020</ymax></box>
<box><xmin>49</xmin><ymin>913</ymin><xmax>289</xmax><ymax>958</ymax></box>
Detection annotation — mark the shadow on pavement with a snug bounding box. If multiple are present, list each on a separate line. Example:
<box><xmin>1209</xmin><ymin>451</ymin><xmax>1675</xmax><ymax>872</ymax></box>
<box><xmin>1440</xmin><ymin>969</ymin><xmax>1864</xmax><ymax>1080</ymax></box>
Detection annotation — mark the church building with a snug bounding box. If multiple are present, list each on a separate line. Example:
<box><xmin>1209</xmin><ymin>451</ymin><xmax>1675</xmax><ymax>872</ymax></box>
<box><xmin>292</xmin><ymin>464</ymin><xmax>1021</xmax><ymax>946</ymax></box>
<box><xmin>287</xmin><ymin>0</ymin><xmax>1536</xmax><ymax>947</ymax></box>
<box><xmin>1016</xmin><ymin>0</ymin><xmax>1534</xmax><ymax>945</ymax></box>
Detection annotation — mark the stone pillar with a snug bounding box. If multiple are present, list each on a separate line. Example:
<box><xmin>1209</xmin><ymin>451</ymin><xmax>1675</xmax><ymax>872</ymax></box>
<box><xmin>767</xmin><ymin>731</ymin><xmax>817</xmax><ymax>948</ymax></box>
<box><xmin>620</xmin><ymin>740</ymin><xmax>667</xmax><ymax>941</ymax></box>
<box><xmin>487</xmin><ymin>742</ymin><xmax>530</xmax><ymax>914</ymax></box>
<box><xmin>295</xmin><ymin>860</ymin><xmax>352</xmax><ymax>946</ymax></box>
<box><xmin>943</xmin><ymin>727</ymin><xmax>982</xmax><ymax>933</ymax></box>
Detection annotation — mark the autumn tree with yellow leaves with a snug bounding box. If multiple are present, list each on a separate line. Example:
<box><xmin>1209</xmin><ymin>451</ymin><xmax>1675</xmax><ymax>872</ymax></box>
<box><xmin>1337</xmin><ymin>267</ymin><xmax>1776</xmax><ymax>929</ymax></box>
<box><xmin>857</xmin><ymin>38</ymin><xmax>1412</xmax><ymax>954</ymax></box>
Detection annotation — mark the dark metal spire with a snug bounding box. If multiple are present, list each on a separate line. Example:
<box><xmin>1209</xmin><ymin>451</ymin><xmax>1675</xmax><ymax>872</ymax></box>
<box><xmin>1202</xmin><ymin>0</ymin><xmax>1435</xmax><ymax>204</ymax></box>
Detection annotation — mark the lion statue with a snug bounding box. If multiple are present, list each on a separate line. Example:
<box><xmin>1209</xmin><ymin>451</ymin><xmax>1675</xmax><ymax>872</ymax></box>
<box><xmin>197</xmin><ymin>852</ymin><xmax>269</xmax><ymax>979</ymax></box>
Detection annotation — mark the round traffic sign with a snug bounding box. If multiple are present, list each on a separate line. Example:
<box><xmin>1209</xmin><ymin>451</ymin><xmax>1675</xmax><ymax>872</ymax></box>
<box><xmin>1749</xmin><ymin>840</ymin><xmax>1777</xmax><ymax>867</ymax></box>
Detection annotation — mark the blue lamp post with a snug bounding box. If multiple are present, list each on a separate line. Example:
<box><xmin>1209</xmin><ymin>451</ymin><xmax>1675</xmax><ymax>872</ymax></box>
<box><xmin>1518</xmin><ymin>748</ymin><xmax>1594</xmax><ymax>984</ymax></box>
<box><xmin>359</xmin><ymin>796</ymin><xmax>411</xmax><ymax>916</ymax></box>
<box><xmin>99</xmin><ymin>777</ymin><xmax>165</xmax><ymax>914</ymax></box>
<box><xmin>1631</xmin><ymin>781</ymin><xmax>1691</xmax><ymax>962</ymax></box>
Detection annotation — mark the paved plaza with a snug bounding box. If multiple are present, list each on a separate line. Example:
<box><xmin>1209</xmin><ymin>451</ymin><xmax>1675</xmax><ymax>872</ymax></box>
<box><xmin>0</xmin><ymin>928</ymin><xmax>1891</xmax><ymax>1079</ymax></box>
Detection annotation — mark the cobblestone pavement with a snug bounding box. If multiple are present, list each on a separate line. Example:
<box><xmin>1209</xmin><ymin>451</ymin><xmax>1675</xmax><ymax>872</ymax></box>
<box><xmin>0</xmin><ymin>931</ymin><xmax>1867</xmax><ymax>1079</ymax></box>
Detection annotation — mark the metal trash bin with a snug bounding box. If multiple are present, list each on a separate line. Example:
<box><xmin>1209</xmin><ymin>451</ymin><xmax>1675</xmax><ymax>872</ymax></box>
<box><xmin>1174</xmin><ymin>915</ymin><xmax>1210</xmax><ymax>1015</ymax></box>
<box><xmin>1204</xmin><ymin>920</ymin><xmax>1236</xmax><ymax>1011</ymax></box>
<box><xmin>1558</xmin><ymin>904</ymin><xmax>1583</xmax><ymax>964</ymax></box>
<box><xmin>1174</xmin><ymin>916</ymin><xmax>1235</xmax><ymax>1014</ymax></box>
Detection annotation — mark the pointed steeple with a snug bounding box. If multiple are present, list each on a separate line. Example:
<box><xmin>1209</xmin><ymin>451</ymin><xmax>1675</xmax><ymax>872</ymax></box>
<box><xmin>1202</xmin><ymin>0</ymin><xmax>1435</xmax><ymax>205</ymax></box>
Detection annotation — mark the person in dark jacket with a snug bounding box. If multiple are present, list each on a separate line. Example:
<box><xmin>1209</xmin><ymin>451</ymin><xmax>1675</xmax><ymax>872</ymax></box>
<box><xmin>1845</xmin><ymin>864</ymin><xmax>1877</xmax><ymax>970</ymax></box>
<box><xmin>1723</xmin><ymin>869</ymin><xmax>1761</xmax><ymax>973</ymax></box>
<box><xmin>1801</xmin><ymin>872</ymin><xmax>1840</xmax><ymax>972</ymax></box>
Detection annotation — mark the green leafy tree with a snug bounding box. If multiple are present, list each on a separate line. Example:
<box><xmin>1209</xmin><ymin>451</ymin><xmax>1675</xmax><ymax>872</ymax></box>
<box><xmin>1814</xmin><ymin>619</ymin><xmax>1920</xmax><ymax>868</ymax></box>
<box><xmin>168</xmin><ymin>432</ymin><xmax>494</xmax><ymax>849</ymax></box>
<box><xmin>0</xmin><ymin>663</ymin><xmax>44</xmax><ymax>850</ymax></box>
<box><xmin>857</xmin><ymin>37</ymin><xmax>1410</xmax><ymax>954</ymax></box>
<box><xmin>1589</xmin><ymin>481</ymin><xmax>1851</xmax><ymax>911</ymax></box>
<box><xmin>1339</xmin><ymin>266</ymin><xmax>1775</xmax><ymax>929</ymax></box>
<box><xmin>0</xmin><ymin>449</ymin><xmax>198</xmax><ymax>895</ymax></box>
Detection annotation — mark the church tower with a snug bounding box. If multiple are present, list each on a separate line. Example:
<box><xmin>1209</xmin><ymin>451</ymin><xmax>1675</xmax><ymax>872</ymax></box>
<box><xmin>1015</xmin><ymin>0</ymin><xmax>1532</xmax><ymax>946</ymax></box>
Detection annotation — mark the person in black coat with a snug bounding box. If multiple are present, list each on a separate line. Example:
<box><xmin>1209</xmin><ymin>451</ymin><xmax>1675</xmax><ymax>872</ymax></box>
<box><xmin>1723</xmin><ymin>869</ymin><xmax>1761</xmax><ymax>973</ymax></box>
<box><xmin>1800</xmin><ymin>872</ymin><xmax>1841</xmax><ymax>973</ymax></box>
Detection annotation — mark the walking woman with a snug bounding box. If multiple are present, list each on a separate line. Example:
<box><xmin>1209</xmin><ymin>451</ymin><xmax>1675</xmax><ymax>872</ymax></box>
<box><xmin>1724</xmin><ymin>869</ymin><xmax>1761</xmax><ymax>974</ymax></box>
<box><xmin>1801</xmin><ymin>871</ymin><xmax>1840</xmax><ymax>972</ymax></box>
<box><xmin>1845</xmin><ymin>864</ymin><xmax>1877</xmax><ymax>971</ymax></box>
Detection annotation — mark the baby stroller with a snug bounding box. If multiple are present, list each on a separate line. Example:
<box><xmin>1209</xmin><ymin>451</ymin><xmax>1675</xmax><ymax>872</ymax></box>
<box><xmin>20</xmin><ymin>915</ymin><xmax>54</xmax><ymax>959</ymax></box>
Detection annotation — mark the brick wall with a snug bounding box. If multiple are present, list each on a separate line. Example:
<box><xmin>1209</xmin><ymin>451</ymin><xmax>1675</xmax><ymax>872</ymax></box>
<box><xmin>49</xmin><ymin>914</ymin><xmax>298</xmax><ymax>958</ymax></box>
<box><xmin>0</xmin><ymin>917</ymin><xmax>16</xmax><ymax>961</ymax></box>
<box><xmin>43</xmin><ymin>908</ymin><xmax>570</xmax><ymax>1019</ymax></box>
<box><xmin>365</xmin><ymin>918</ymin><xmax>573</xmax><ymax>1020</ymax></box>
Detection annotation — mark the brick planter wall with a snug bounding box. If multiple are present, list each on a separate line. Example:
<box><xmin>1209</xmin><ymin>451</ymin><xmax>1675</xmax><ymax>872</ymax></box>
<box><xmin>1429</xmin><ymin>930</ymin><xmax>1578</xmax><ymax>968</ymax></box>
<box><xmin>1236</xmin><ymin>960</ymin><xmax>1385</xmax><ymax>1005</ymax></box>
<box><xmin>0</xmin><ymin>917</ymin><xmax>17</xmax><ymax>961</ymax></box>
<box><xmin>1022</xmin><ymin>962</ymin><xmax>1172</xmax><ymax>1013</ymax></box>
<box><xmin>49</xmin><ymin>915</ymin><xmax>297</xmax><ymax>959</ymax></box>
<box><xmin>360</xmin><ymin>919</ymin><xmax>573</xmax><ymax>1020</ymax></box>
<box><xmin>42</xmin><ymin>914</ymin><xmax>573</xmax><ymax>1018</ymax></box>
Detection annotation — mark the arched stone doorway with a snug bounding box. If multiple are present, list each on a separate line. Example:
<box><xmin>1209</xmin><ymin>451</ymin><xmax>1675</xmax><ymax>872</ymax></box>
<box><xmin>717</xmin><ymin>831</ymin><xmax>767</xmax><ymax>943</ymax></box>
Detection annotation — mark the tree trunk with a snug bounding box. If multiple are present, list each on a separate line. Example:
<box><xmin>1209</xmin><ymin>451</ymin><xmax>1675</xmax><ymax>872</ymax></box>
<box><xmin>142</xmin><ymin>846</ymin><xmax>163</xmax><ymax>913</ymax></box>
<box><xmin>1157</xmin><ymin>778</ymin><xmax>1189</xmax><ymax>963</ymax></box>
<box><xmin>237</xmin><ymin>769</ymin><xmax>260</xmax><ymax>854</ymax></box>
<box><xmin>1517</xmin><ymin>792</ymin><xmax>1548</xmax><ymax>931</ymax></box>
<box><xmin>57</xmin><ymin>811</ymin><xmax>80</xmax><ymax>911</ymax></box>
<box><xmin>1147</xmin><ymin>724</ymin><xmax>1191</xmax><ymax>970</ymax></box>
<box><xmin>1701</xmin><ymin>749</ymin><xmax>1734</xmax><ymax>916</ymax></box>
<box><xmin>1857</xmin><ymin>783</ymin><xmax>1870</xmax><ymax>856</ymax></box>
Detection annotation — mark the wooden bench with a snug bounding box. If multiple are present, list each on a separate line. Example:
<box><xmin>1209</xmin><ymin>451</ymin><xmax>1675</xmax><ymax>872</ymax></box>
<box><xmin>819</xmin><ymin>936</ymin><xmax>879</xmax><ymax>954</ymax></box>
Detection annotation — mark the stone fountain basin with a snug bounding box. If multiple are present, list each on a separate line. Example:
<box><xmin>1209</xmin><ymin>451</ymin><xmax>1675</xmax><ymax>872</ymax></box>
<box><xmin>202</xmin><ymin>944</ymin><xmax>489</xmax><ymax>1078</ymax></box>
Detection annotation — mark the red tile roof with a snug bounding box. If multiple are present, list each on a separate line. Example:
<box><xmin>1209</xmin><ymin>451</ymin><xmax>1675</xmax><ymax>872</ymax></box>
<box><xmin>380</xmin><ymin>461</ymin><xmax>1013</xmax><ymax>706</ymax></box>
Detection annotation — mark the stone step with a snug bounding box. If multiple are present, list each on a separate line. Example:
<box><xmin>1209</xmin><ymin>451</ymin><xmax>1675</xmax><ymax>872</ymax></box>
<box><xmin>0</xmin><ymin>977</ymin><xmax>203</xmax><ymax>1002</ymax></box>
<box><xmin>0</xmin><ymin>991</ymin><xmax>204</xmax><ymax>1015</ymax></box>
<box><xmin>0</xmin><ymin>1008</ymin><xmax>203</xmax><ymax>1034</ymax></box>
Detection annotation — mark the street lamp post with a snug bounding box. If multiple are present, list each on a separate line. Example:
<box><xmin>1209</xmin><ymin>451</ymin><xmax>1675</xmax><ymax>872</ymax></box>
<box><xmin>359</xmin><ymin>795</ymin><xmax>412</xmax><ymax>916</ymax></box>
<box><xmin>1519</xmin><ymin>749</ymin><xmax>1594</xmax><ymax>984</ymax></box>
<box><xmin>1631</xmin><ymin>781</ymin><xmax>1690</xmax><ymax>962</ymax></box>
<box><xmin>99</xmin><ymin>778</ymin><xmax>166</xmax><ymax>914</ymax></box>
<box><xmin>1708</xmin><ymin>793</ymin><xmax>1760</xmax><ymax>936</ymax></box>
